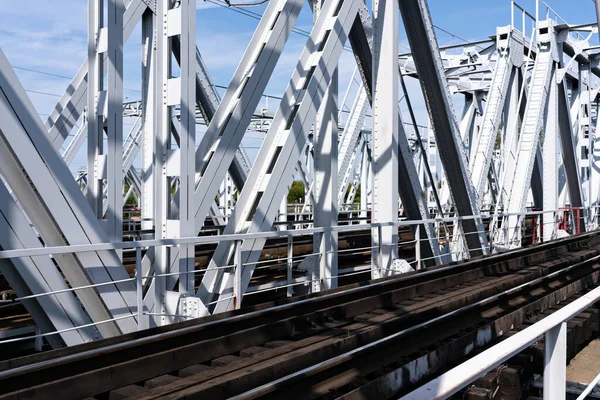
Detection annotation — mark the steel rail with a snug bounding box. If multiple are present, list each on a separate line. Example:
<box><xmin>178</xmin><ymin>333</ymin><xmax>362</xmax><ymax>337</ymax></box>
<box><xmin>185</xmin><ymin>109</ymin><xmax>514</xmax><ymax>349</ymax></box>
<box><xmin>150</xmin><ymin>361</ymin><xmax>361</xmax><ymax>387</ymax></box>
<box><xmin>0</xmin><ymin>232</ymin><xmax>597</xmax><ymax>400</ymax></box>
<box><xmin>233</xmin><ymin>250</ymin><xmax>600</xmax><ymax>399</ymax></box>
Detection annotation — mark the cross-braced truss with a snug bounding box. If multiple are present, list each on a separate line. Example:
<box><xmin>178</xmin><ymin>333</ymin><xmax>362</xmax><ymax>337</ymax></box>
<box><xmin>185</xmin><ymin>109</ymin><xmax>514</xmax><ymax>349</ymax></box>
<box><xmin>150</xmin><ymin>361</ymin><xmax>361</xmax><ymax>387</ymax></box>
<box><xmin>0</xmin><ymin>0</ymin><xmax>600</xmax><ymax>347</ymax></box>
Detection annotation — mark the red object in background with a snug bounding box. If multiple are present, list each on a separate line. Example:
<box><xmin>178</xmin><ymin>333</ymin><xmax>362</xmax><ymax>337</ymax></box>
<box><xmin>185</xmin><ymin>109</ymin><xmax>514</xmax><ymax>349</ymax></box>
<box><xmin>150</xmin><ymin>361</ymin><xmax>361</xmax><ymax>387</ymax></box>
<box><xmin>558</xmin><ymin>207</ymin><xmax>581</xmax><ymax>235</ymax></box>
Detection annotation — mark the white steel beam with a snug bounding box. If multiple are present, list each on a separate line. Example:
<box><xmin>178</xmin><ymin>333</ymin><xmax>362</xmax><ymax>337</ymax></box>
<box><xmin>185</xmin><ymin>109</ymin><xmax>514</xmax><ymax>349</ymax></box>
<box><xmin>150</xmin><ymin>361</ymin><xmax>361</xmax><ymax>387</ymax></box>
<box><xmin>337</xmin><ymin>86</ymin><xmax>368</xmax><ymax>208</ymax></box>
<box><xmin>87</xmin><ymin>0</ymin><xmax>104</xmax><ymax>220</ymax></box>
<box><xmin>199</xmin><ymin>0</ymin><xmax>361</xmax><ymax>310</ymax></box>
<box><xmin>505</xmin><ymin>20</ymin><xmax>558</xmax><ymax>246</ymax></box>
<box><xmin>141</xmin><ymin>0</ymin><xmax>303</xmax><ymax>315</ymax></box>
<box><xmin>313</xmin><ymin>73</ymin><xmax>339</xmax><ymax>290</ymax></box>
<box><xmin>312</xmin><ymin>0</ymin><xmax>339</xmax><ymax>291</ymax></box>
<box><xmin>0</xmin><ymin>181</ymin><xmax>95</xmax><ymax>347</ymax></box>
<box><xmin>46</xmin><ymin>0</ymin><xmax>148</xmax><ymax>149</ymax></box>
<box><xmin>152</xmin><ymin>0</ymin><xmax>172</xmax><ymax>326</ymax></box>
<box><xmin>371</xmin><ymin>0</ymin><xmax>399</xmax><ymax>277</ymax></box>
<box><xmin>0</xmin><ymin>49</ymin><xmax>138</xmax><ymax>336</ymax></box>
<box><xmin>87</xmin><ymin>0</ymin><xmax>125</xmax><ymax>245</ymax></box>
<box><xmin>191</xmin><ymin>0</ymin><xmax>303</xmax><ymax>236</ymax></box>
<box><xmin>106</xmin><ymin>0</ymin><xmax>125</xmax><ymax>245</ymax></box>
<box><xmin>351</xmin><ymin>5</ymin><xmax>444</xmax><ymax>265</ymax></box>
<box><xmin>399</xmin><ymin>0</ymin><xmax>487</xmax><ymax>257</ymax></box>
<box><xmin>458</xmin><ymin>92</ymin><xmax>478</xmax><ymax>160</ymax></box>
<box><xmin>141</xmin><ymin>9</ymin><xmax>155</xmax><ymax>234</ymax></box>
<box><xmin>544</xmin><ymin>69</ymin><xmax>559</xmax><ymax>242</ymax></box>
<box><xmin>470</xmin><ymin>27</ymin><xmax>524</xmax><ymax>201</ymax></box>
<box><xmin>178</xmin><ymin>0</ymin><xmax>197</xmax><ymax>294</ymax></box>
<box><xmin>557</xmin><ymin>79</ymin><xmax>585</xmax><ymax>230</ymax></box>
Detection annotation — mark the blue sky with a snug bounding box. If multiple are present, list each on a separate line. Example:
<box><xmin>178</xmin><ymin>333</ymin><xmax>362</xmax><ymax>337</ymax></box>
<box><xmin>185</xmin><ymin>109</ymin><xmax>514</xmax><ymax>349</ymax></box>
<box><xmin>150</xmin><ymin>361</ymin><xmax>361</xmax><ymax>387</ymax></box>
<box><xmin>0</xmin><ymin>0</ymin><xmax>597</xmax><ymax>171</ymax></box>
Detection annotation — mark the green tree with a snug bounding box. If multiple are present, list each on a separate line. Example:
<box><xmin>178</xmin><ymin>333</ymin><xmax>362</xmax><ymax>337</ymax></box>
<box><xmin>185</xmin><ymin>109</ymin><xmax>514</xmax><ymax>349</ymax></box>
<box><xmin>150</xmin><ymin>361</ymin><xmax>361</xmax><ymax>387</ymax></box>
<box><xmin>287</xmin><ymin>180</ymin><xmax>305</xmax><ymax>203</ymax></box>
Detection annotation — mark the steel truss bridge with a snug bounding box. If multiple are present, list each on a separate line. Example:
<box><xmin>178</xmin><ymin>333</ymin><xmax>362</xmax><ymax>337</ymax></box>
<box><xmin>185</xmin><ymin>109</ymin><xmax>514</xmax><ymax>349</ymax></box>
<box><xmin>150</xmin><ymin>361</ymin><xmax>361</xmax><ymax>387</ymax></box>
<box><xmin>1</xmin><ymin>0</ymin><xmax>600</xmax><ymax>398</ymax></box>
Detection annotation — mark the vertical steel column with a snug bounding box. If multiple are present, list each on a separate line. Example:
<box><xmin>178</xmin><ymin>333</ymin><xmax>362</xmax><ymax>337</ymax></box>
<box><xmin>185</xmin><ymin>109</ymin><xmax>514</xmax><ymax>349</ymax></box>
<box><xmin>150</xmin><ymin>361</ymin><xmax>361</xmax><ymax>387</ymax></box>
<box><xmin>287</xmin><ymin>235</ymin><xmax>293</xmax><ymax>297</ymax></box>
<box><xmin>233</xmin><ymin>240</ymin><xmax>242</xmax><ymax>309</ymax></box>
<box><xmin>152</xmin><ymin>0</ymin><xmax>197</xmax><ymax>320</ymax></box>
<box><xmin>543</xmin><ymin>71</ymin><xmax>558</xmax><ymax>242</ymax></box>
<box><xmin>107</xmin><ymin>0</ymin><xmax>124</xmax><ymax>247</ymax></box>
<box><xmin>594</xmin><ymin>0</ymin><xmax>600</xmax><ymax>214</ymax></box>
<box><xmin>178</xmin><ymin>0</ymin><xmax>197</xmax><ymax>293</ymax></box>
<box><xmin>312</xmin><ymin>0</ymin><xmax>339</xmax><ymax>291</ymax></box>
<box><xmin>88</xmin><ymin>0</ymin><xmax>124</xmax><ymax>244</ymax></box>
<box><xmin>47</xmin><ymin>0</ymin><xmax>147</xmax><ymax>149</ymax></box>
<box><xmin>557</xmin><ymin>79</ymin><xmax>585</xmax><ymax>232</ymax></box>
<box><xmin>88</xmin><ymin>0</ymin><xmax>104</xmax><ymax>219</ymax></box>
<box><xmin>154</xmin><ymin>0</ymin><xmax>171</xmax><ymax>326</ymax></box>
<box><xmin>587</xmin><ymin>64</ymin><xmax>593</xmax><ymax>219</ymax></box>
<box><xmin>141</xmin><ymin>9</ymin><xmax>156</xmax><ymax>235</ymax></box>
<box><xmin>314</xmin><ymin>74</ymin><xmax>339</xmax><ymax>290</ymax></box>
<box><xmin>591</xmin><ymin>97</ymin><xmax>600</xmax><ymax>211</ymax></box>
<box><xmin>544</xmin><ymin>322</ymin><xmax>567</xmax><ymax>400</ymax></box>
<box><xmin>371</xmin><ymin>0</ymin><xmax>399</xmax><ymax>278</ymax></box>
<box><xmin>360</xmin><ymin>137</ymin><xmax>369</xmax><ymax>220</ymax></box>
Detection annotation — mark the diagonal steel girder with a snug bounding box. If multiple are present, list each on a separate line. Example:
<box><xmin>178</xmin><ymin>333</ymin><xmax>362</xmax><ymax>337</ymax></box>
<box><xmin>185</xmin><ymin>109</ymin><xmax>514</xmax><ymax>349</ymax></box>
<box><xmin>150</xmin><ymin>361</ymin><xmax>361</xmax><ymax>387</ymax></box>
<box><xmin>469</xmin><ymin>26</ymin><xmax>524</xmax><ymax>201</ymax></box>
<box><xmin>353</xmin><ymin>4</ymin><xmax>444</xmax><ymax>265</ymax></box>
<box><xmin>197</xmin><ymin>0</ymin><xmax>362</xmax><ymax>310</ymax></box>
<box><xmin>189</xmin><ymin>0</ymin><xmax>304</xmax><ymax>235</ymax></box>
<box><xmin>199</xmin><ymin>0</ymin><xmax>444</xmax><ymax>312</ymax></box>
<box><xmin>140</xmin><ymin>0</ymin><xmax>304</xmax><ymax>311</ymax></box>
<box><xmin>0</xmin><ymin>49</ymin><xmax>138</xmax><ymax>336</ymax></box>
<box><xmin>44</xmin><ymin>0</ymin><xmax>250</xmax><ymax>188</ymax></box>
<box><xmin>398</xmin><ymin>0</ymin><xmax>488</xmax><ymax>257</ymax></box>
<box><xmin>0</xmin><ymin>181</ymin><xmax>96</xmax><ymax>347</ymax></box>
<box><xmin>331</xmin><ymin>4</ymin><xmax>445</xmax><ymax>266</ymax></box>
<box><xmin>504</xmin><ymin>20</ymin><xmax>558</xmax><ymax>244</ymax></box>
<box><xmin>337</xmin><ymin>85</ymin><xmax>369</xmax><ymax>208</ymax></box>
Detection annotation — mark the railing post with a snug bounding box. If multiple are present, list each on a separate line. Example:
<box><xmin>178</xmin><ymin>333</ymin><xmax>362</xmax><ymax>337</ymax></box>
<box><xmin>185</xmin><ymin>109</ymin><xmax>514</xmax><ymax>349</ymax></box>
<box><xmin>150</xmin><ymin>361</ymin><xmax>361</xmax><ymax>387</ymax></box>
<box><xmin>544</xmin><ymin>322</ymin><xmax>566</xmax><ymax>400</ymax></box>
<box><xmin>511</xmin><ymin>1</ymin><xmax>515</xmax><ymax>28</ymax></box>
<box><xmin>457</xmin><ymin>218</ymin><xmax>465</xmax><ymax>260</ymax></box>
<box><xmin>35</xmin><ymin>327</ymin><xmax>42</xmax><ymax>351</ymax></box>
<box><xmin>415</xmin><ymin>224</ymin><xmax>421</xmax><ymax>270</ymax></box>
<box><xmin>503</xmin><ymin>214</ymin><xmax>509</xmax><ymax>248</ymax></box>
<box><xmin>376</xmin><ymin>224</ymin><xmax>383</xmax><ymax>278</ymax></box>
<box><xmin>314</xmin><ymin>231</ymin><xmax>325</xmax><ymax>293</ymax></box>
<box><xmin>234</xmin><ymin>240</ymin><xmax>242</xmax><ymax>310</ymax></box>
<box><xmin>287</xmin><ymin>233</ymin><xmax>293</xmax><ymax>298</ymax></box>
<box><xmin>135</xmin><ymin>247</ymin><xmax>145</xmax><ymax>331</ymax></box>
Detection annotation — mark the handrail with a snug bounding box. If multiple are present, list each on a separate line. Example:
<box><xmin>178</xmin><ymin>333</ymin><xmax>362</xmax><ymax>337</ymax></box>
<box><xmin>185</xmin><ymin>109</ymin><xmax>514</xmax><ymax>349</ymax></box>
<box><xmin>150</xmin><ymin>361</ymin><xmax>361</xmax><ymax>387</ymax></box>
<box><xmin>0</xmin><ymin>206</ymin><xmax>597</xmax><ymax>345</ymax></box>
<box><xmin>402</xmin><ymin>283</ymin><xmax>600</xmax><ymax>399</ymax></box>
<box><xmin>0</xmin><ymin>207</ymin><xmax>596</xmax><ymax>259</ymax></box>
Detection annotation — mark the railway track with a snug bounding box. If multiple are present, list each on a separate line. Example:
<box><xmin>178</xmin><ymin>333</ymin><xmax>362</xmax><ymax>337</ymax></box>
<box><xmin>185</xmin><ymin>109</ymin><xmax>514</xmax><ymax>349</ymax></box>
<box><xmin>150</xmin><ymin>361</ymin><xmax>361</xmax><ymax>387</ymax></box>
<box><xmin>1</xmin><ymin>231</ymin><xmax>597</xmax><ymax>400</ymax></box>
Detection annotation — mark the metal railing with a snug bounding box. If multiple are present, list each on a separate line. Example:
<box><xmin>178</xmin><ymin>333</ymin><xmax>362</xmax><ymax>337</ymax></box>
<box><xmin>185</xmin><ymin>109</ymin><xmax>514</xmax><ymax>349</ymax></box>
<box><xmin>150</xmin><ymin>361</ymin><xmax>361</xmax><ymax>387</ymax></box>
<box><xmin>0</xmin><ymin>207</ymin><xmax>599</xmax><ymax>346</ymax></box>
<box><xmin>402</xmin><ymin>275</ymin><xmax>600</xmax><ymax>399</ymax></box>
<box><xmin>511</xmin><ymin>1</ymin><xmax>536</xmax><ymax>37</ymax></box>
